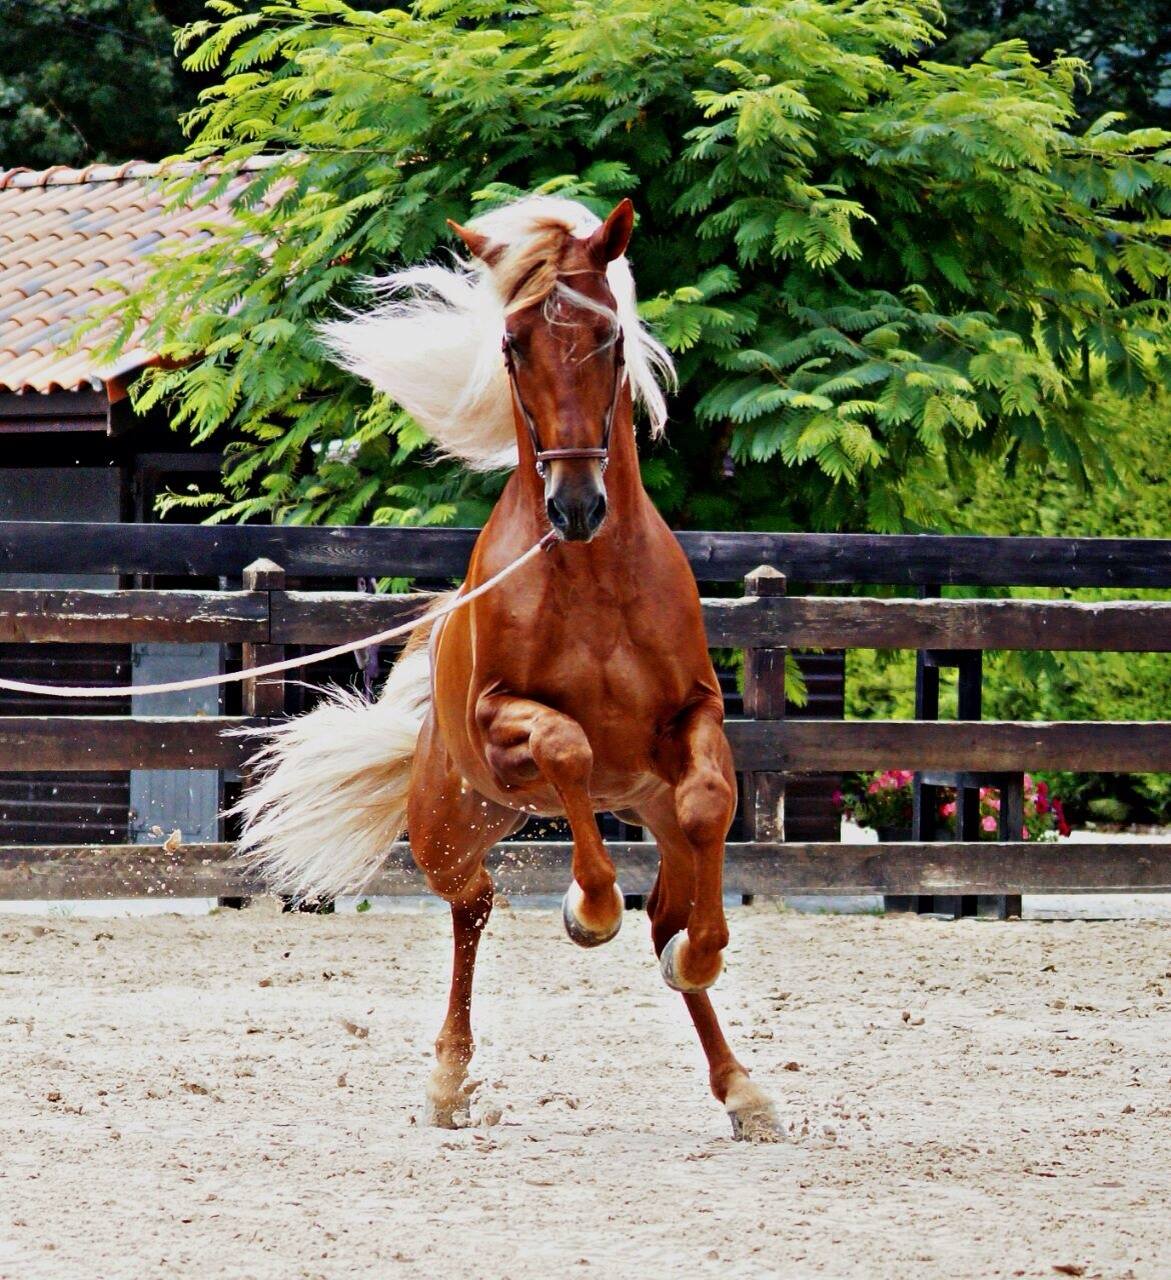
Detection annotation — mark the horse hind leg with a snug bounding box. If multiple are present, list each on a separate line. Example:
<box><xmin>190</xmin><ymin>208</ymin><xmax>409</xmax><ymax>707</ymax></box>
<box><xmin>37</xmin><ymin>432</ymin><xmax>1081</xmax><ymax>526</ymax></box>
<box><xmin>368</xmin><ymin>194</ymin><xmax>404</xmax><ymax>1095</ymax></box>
<box><xmin>408</xmin><ymin>716</ymin><xmax>522</xmax><ymax>1128</ymax></box>
<box><xmin>658</xmin><ymin>703</ymin><xmax>736</xmax><ymax>993</ymax></box>
<box><xmin>637</xmin><ymin>792</ymin><xmax>781</xmax><ymax>1143</ymax></box>
<box><xmin>477</xmin><ymin>693</ymin><xmax>623</xmax><ymax>947</ymax></box>
<box><xmin>426</xmin><ymin>867</ymin><xmax>494</xmax><ymax>1128</ymax></box>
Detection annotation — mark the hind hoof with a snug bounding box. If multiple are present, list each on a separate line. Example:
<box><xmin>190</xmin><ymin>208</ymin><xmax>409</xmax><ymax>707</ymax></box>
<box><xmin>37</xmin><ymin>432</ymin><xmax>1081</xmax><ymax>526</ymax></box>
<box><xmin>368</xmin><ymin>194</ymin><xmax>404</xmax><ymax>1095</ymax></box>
<box><xmin>659</xmin><ymin>932</ymin><xmax>722</xmax><ymax>993</ymax></box>
<box><xmin>726</xmin><ymin>1079</ymin><xmax>782</xmax><ymax>1143</ymax></box>
<box><xmin>562</xmin><ymin>881</ymin><xmax>623</xmax><ymax>948</ymax></box>
<box><xmin>729</xmin><ymin>1105</ymin><xmax>783</xmax><ymax>1143</ymax></box>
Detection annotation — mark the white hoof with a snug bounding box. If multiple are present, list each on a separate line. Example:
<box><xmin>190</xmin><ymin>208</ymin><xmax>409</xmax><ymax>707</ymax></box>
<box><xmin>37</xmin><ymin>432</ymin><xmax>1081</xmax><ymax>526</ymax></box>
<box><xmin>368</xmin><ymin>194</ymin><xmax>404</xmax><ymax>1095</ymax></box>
<box><xmin>425</xmin><ymin>1069</ymin><xmax>478</xmax><ymax>1129</ymax></box>
<box><xmin>424</xmin><ymin>1096</ymin><xmax>468</xmax><ymax>1130</ymax></box>
<box><xmin>659</xmin><ymin>932</ymin><xmax>722</xmax><ymax>993</ymax></box>
<box><xmin>725</xmin><ymin>1078</ymin><xmax>782</xmax><ymax>1143</ymax></box>
<box><xmin>561</xmin><ymin>880</ymin><xmax>624</xmax><ymax>949</ymax></box>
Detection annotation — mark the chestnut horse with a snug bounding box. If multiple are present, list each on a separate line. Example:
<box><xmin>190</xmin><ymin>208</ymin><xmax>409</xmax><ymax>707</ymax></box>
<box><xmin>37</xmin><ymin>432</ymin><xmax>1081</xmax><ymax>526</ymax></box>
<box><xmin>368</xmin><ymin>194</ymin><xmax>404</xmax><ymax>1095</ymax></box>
<box><xmin>238</xmin><ymin>195</ymin><xmax>779</xmax><ymax>1140</ymax></box>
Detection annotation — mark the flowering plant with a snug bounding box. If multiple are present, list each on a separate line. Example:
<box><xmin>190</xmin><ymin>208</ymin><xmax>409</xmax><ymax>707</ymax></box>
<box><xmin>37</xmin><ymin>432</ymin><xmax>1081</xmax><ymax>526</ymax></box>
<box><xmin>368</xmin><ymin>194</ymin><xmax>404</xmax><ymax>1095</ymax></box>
<box><xmin>837</xmin><ymin>770</ymin><xmax>915</xmax><ymax>830</ymax></box>
<box><xmin>938</xmin><ymin>774</ymin><xmax>1070</xmax><ymax>841</ymax></box>
<box><xmin>839</xmin><ymin>772</ymin><xmax>1070</xmax><ymax>840</ymax></box>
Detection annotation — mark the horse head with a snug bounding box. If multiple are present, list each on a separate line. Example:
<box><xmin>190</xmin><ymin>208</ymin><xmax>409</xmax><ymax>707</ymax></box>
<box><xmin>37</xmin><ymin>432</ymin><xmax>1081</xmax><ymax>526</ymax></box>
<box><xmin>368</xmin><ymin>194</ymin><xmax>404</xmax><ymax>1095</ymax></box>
<box><xmin>448</xmin><ymin>200</ymin><xmax>636</xmax><ymax>542</ymax></box>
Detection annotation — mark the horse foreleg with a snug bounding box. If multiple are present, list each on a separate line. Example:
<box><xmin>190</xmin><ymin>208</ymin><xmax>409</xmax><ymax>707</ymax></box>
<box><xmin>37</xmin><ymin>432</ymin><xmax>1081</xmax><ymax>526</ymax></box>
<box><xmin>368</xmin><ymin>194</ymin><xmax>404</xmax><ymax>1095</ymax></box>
<box><xmin>408</xmin><ymin>714</ymin><xmax>521</xmax><ymax>1128</ymax></box>
<box><xmin>638</xmin><ymin>790</ymin><xmax>780</xmax><ymax>1142</ymax></box>
<box><xmin>476</xmin><ymin>692</ymin><xmax>623</xmax><ymax>947</ymax></box>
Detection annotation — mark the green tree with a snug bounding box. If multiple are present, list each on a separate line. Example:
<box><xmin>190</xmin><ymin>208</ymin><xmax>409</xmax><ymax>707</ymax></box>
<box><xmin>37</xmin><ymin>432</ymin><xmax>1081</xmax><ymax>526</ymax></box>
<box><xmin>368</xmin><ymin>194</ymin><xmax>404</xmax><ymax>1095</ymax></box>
<box><xmin>106</xmin><ymin>0</ymin><xmax>1171</xmax><ymax>532</ymax></box>
<box><xmin>0</xmin><ymin>0</ymin><xmax>204</xmax><ymax>167</ymax></box>
<box><xmin>936</xmin><ymin>1</ymin><xmax>1171</xmax><ymax>129</ymax></box>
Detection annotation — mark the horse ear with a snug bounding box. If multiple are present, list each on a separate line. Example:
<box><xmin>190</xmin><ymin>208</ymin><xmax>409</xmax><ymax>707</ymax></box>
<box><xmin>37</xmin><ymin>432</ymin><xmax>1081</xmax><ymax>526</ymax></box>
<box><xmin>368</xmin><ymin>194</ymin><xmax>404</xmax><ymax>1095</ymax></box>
<box><xmin>446</xmin><ymin>219</ymin><xmax>504</xmax><ymax>266</ymax></box>
<box><xmin>586</xmin><ymin>198</ymin><xmax>635</xmax><ymax>264</ymax></box>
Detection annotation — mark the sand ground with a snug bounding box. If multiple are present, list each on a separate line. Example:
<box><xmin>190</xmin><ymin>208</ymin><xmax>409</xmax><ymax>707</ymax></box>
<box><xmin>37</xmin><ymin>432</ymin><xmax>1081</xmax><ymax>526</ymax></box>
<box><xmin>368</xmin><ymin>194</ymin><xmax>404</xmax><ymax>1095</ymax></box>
<box><xmin>1</xmin><ymin>901</ymin><xmax>1168</xmax><ymax>1280</ymax></box>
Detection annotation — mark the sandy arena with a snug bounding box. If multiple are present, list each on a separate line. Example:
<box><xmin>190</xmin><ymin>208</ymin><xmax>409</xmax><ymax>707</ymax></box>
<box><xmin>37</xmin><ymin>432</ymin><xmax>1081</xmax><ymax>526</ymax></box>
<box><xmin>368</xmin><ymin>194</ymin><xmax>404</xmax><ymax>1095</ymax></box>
<box><xmin>1</xmin><ymin>901</ymin><xmax>1168</xmax><ymax>1279</ymax></box>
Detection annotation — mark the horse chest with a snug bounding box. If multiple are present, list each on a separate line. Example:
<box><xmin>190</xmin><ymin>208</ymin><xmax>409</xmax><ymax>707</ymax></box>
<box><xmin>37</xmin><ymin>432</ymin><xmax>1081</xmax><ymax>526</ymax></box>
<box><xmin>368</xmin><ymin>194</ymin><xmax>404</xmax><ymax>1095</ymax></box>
<box><xmin>523</xmin><ymin>609</ymin><xmax>683</xmax><ymax>709</ymax></box>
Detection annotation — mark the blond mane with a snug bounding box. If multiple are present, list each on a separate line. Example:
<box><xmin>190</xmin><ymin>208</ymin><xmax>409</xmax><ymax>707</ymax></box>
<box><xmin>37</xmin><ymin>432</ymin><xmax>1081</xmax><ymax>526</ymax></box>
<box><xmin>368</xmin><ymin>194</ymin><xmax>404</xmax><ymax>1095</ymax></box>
<box><xmin>318</xmin><ymin>196</ymin><xmax>675</xmax><ymax>471</ymax></box>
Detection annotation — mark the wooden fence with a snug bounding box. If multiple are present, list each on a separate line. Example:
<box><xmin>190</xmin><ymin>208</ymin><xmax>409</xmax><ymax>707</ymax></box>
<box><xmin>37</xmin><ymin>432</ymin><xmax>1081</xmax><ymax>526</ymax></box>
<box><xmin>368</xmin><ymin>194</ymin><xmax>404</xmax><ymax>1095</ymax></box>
<box><xmin>0</xmin><ymin>520</ymin><xmax>1169</xmax><ymax>903</ymax></box>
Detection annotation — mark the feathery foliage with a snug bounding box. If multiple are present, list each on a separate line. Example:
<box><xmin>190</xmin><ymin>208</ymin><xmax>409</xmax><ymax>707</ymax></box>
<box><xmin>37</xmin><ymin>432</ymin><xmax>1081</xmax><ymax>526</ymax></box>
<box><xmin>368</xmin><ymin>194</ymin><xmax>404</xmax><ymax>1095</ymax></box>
<box><xmin>103</xmin><ymin>0</ymin><xmax>1171</xmax><ymax>531</ymax></box>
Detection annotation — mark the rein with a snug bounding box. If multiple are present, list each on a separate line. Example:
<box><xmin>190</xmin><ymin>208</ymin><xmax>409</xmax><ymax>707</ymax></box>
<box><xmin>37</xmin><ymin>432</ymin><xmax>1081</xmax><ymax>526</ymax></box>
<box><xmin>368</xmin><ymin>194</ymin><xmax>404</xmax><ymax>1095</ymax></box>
<box><xmin>503</xmin><ymin>329</ymin><xmax>625</xmax><ymax>478</ymax></box>
<box><xmin>0</xmin><ymin>532</ymin><xmax>557</xmax><ymax>700</ymax></box>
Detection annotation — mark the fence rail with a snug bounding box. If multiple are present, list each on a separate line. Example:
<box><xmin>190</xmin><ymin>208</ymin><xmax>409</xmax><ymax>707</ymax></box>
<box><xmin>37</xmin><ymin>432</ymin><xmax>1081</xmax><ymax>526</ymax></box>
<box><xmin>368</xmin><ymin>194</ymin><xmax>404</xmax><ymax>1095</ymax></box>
<box><xmin>4</xmin><ymin>587</ymin><xmax>1171</xmax><ymax>649</ymax></box>
<box><xmin>2</xmin><ymin>520</ymin><xmax>1171</xmax><ymax>585</ymax></box>
<box><xmin>1</xmin><ymin>715</ymin><xmax>1168</xmax><ymax>775</ymax></box>
<box><xmin>1</xmin><ymin>841</ymin><xmax>1168</xmax><ymax>901</ymax></box>
<box><xmin>0</xmin><ymin>522</ymin><xmax>1168</xmax><ymax>903</ymax></box>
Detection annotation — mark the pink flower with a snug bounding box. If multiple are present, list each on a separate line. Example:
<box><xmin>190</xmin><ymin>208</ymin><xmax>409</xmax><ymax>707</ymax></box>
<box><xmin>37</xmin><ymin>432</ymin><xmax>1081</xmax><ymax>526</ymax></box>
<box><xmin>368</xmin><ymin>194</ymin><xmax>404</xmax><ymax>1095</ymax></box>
<box><xmin>940</xmin><ymin>800</ymin><xmax>957</xmax><ymax>818</ymax></box>
<box><xmin>1022</xmin><ymin>825</ymin><xmax>1029</xmax><ymax>840</ymax></box>
<box><xmin>868</xmin><ymin>780</ymin><xmax>880</xmax><ymax>794</ymax></box>
<box><xmin>981</xmin><ymin>815</ymin><xmax>997</xmax><ymax>833</ymax></box>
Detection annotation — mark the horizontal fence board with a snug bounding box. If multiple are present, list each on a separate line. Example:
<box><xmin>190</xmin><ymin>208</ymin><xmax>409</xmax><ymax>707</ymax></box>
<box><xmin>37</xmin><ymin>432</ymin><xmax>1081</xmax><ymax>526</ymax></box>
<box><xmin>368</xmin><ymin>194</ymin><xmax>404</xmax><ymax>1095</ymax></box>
<box><xmin>0</xmin><ymin>717</ymin><xmax>260</xmax><ymax>770</ymax></box>
<box><xmin>702</xmin><ymin>596</ymin><xmax>1171</xmax><ymax>651</ymax></box>
<box><xmin>0</xmin><ymin>589</ymin><xmax>267</xmax><ymax>643</ymax></box>
<box><xmin>3</xmin><ymin>839</ymin><xmax>1168</xmax><ymax>899</ymax></box>
<box><xmin>0</xmin><ymin>717</ymin><xmax>1167</xmax><ymax>774</ymax></box>
<box><xmin>2</xmin><ymin>590</ymin><xmax>1168</xmax><ymax>652</ymax></box>
<box><xmin>724</xmin><ymin>719</ymin><xmax>1171</xmax><ymax>773</ymax></box>
<box><xmin>2</xmin><ymin>522</ymin><xmax>1171</xmax><ymax>586</ymax></box>
<box><xmin>271</xmin><ymin>591</ymin><xmax>428</xmax><ymax>644</ymax></box>
<box><xmin>679</xmin><ymin>532</ymin><xmax>1171</xmax><ymax>588</ymax></box>
<box><xmin>0</xmin><ymin>843</ymin><xmax>246</xmax><ymax>899</ymax></box>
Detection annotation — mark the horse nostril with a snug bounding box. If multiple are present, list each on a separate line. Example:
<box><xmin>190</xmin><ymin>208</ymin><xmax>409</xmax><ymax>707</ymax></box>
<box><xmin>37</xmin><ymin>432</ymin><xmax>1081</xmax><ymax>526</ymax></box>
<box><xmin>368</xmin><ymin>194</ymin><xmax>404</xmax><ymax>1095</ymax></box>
<box><xmin>588</xmin><ymin>492</ymin><xmax>607</xmax><ymax>530</ymax></box>
<box><xmin>546</xmin><ymin>496</ymin><xmax>569</xmax><ymax>531</ymax></box>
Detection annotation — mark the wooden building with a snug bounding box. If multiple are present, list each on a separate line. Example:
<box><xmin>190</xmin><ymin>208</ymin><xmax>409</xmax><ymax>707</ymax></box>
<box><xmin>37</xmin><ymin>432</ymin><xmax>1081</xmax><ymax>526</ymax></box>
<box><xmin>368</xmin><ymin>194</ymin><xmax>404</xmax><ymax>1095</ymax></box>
<box><xmin>0</xmin><ymin>160</ymin><xmax>270</xmax><ymax>845</ymax></box>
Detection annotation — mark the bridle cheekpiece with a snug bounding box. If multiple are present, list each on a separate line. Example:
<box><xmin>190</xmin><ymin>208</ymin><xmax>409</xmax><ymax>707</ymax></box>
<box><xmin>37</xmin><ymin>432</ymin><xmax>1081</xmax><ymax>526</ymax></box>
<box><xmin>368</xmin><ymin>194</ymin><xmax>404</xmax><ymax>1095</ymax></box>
<box><xmin>502</xmin><ymin>325</ymin><xmax>626</xmax><ymax>479</ymax></box>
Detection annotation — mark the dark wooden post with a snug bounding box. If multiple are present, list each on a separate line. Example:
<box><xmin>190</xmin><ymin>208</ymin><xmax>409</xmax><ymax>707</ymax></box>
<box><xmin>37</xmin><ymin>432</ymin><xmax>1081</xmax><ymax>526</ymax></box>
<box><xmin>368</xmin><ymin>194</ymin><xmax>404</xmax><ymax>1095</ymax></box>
<box><xmin>992</xmin><ymin>775</ymin><xmax>1025</xmax><ymax>919</ymax></box>
<box><xmin>241</xmin><ymin>557</ymin><xmax>286</xmax><ymax>719</ymax></box>
<box><xmin>237</xmin><ymin>557</ymin><xmax>334</xmax><ymax>914</ymax></box>
<box><xmin>742</xmin><ymin>567</ymin><xmax>787</xmax><ymax>902</ymax></box>
<box><xmin>220</xmin><ymin>558</ymin><xmax>286</xmax><ymax>910</ymax></box>
<box><xmin>890</xmin><ymin>587</ymin><xmax>942</xmax><ymax>914</ymax></box>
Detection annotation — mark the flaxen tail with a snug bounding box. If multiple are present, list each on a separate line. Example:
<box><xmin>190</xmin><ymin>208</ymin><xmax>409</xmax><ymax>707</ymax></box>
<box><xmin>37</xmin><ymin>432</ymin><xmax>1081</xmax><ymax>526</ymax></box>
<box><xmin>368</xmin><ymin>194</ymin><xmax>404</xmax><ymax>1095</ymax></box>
<box><xmin>234</xmin><ymin>624</ymin><xmax>438</xmax><ymax>901</ymax></box>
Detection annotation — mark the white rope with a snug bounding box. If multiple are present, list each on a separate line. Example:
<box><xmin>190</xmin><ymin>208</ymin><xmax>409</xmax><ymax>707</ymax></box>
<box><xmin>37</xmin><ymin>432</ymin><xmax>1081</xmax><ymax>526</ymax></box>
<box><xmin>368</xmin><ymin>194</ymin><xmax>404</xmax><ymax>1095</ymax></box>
<box><xmin>0</xmin><ymin>533</ymin><xmax>555</xmax><ymax>700</ymax></box>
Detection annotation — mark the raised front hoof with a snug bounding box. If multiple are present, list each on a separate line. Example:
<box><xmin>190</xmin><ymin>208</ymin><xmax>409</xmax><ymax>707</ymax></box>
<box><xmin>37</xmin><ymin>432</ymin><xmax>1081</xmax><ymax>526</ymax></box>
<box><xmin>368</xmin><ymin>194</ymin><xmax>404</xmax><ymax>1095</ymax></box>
<box><xmin>726</xmin><ymin>1080</ymin><xmax>782</xmax><ymax>1144</ymax></box>
<box><xmin>659</xmin><ymin>932</ymin><xmax>723</xmax><ymax>993</ymax></box>
<box><xmin>561</xmin><ymin>880</ymin><xmax>624</xmax><ymax>949</ymax></box>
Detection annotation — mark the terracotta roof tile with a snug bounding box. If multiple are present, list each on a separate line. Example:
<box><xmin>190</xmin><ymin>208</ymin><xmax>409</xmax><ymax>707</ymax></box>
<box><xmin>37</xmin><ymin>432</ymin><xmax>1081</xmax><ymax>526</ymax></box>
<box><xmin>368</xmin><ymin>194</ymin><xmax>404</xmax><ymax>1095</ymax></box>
<box><xmin>0</xmin><ymin>155</ymin><xmax>284</xmax><ymax>395</ymax></box>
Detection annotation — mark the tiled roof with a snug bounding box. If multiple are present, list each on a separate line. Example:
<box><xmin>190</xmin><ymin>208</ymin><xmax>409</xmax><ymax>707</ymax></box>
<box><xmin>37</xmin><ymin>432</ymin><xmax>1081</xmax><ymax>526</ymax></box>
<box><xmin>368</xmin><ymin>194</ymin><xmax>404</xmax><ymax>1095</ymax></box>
<box><xmin>0</xmin><ymin>157</ymin><xmax>281</xmax><ymax>396</ymax></box>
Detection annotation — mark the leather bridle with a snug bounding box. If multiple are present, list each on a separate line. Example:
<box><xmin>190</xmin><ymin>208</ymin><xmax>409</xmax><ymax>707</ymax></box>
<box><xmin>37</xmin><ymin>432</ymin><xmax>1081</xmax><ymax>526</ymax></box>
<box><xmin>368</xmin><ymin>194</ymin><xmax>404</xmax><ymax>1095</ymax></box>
<box><xmin>502</xmin><ymin>326</ymin><xmax>626</xmax><ymax>478</ymax></box>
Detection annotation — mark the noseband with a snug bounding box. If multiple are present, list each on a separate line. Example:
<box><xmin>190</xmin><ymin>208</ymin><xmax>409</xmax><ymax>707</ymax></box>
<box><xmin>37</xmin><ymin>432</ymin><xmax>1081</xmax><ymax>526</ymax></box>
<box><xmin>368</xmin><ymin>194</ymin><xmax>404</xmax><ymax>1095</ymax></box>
<box><xmin>502</xmin><ymin>328</ymin><xmax>625</xmax><ymax>479</ymax></box>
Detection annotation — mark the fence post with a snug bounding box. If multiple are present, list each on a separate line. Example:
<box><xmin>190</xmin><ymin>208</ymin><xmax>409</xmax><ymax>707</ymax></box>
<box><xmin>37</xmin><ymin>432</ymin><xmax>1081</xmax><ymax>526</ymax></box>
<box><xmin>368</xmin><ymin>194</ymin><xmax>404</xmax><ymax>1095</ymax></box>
<box><xmin>219</xmin><ymin>558</ymin><xmax>287</xmax><ymax>910</ymax></box>
<box><xmin>992</xmin><ymin>775</ymin><xmax>1025</xmax><ymax>920</ymax></box>
<box><xmin>241</xmin><ymin>558</ymin><xmax>286</xmax><ymax>719</ymax></box>
<box><xmin>742</xmin><ymin>567</ymin><xmax>787</xmax><ymax>903</ymax></box>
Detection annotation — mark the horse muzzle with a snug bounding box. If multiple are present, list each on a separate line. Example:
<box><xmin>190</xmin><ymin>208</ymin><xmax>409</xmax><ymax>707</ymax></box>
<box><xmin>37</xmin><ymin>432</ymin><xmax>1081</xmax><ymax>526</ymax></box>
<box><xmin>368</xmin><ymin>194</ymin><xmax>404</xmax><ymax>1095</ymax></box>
<box><xmin>545</xmin><ymin>478</ymin><xmax>608</xmax><ymax>542</ymax></box>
